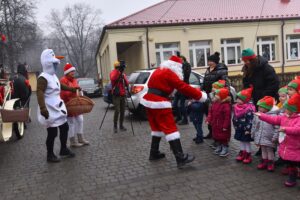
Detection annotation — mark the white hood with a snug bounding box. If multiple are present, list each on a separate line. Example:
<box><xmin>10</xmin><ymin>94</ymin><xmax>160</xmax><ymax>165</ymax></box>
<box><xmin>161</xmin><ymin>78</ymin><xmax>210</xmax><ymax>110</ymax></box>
<box><xmin>40</xmin><ymin>49</ymin><xmax>60</xmax><ymax>75</ymax></box>
<box><xmin>160</xmin><ymin>60</ymin><xmax>183</xmax><ymax>80</ymax></box>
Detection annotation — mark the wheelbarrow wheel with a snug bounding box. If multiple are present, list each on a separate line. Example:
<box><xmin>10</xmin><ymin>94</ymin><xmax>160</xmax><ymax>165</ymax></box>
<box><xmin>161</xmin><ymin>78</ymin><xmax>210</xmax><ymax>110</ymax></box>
<box><xmin>13</xmin><ymin>122</ymin><xmax>24</xmax><ymax>140</ymax></box>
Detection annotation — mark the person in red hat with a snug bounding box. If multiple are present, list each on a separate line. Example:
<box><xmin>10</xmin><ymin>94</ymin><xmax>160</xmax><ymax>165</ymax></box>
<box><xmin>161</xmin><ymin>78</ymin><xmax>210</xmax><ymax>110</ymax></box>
<box><xmin>255</xmin><ymin>93</ymin><xmax>300</xmax><ymax>187</ymax></box>
<box><xmin>206</xmin><ymin>88</ymin><xmax>231</xmax><ymax>157</ymax></box>
<box><xmin>233</xmin><ymin>87</ymin><xmax>256</xmax><ymax>164</ymax></box>
<box><xmin>60</xmin><ymin>63</ymin><xmax>89</xmax><ymax>147</ymax></box>
<box><xmin>140</xmin><ymin>55</ymin><xmax>207</xmax><ymax>169</ymax></box>
<box><xmin>252</xmin><ymin>96</ymin><xmax>279</xmax><ymax>172</ymax></box>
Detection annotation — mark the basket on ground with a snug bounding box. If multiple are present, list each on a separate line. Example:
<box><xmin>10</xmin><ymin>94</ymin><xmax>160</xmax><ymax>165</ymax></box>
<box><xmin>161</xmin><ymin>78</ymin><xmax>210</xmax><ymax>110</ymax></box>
<box><xmin>66</xmin><ymin>95</ymin><xmax>95</xmax><ymax>116</ymax></box>
<box><xmin>0</xmin><ymin>108</ymin><xmax>30</xmax><ymax>123</ymax></box>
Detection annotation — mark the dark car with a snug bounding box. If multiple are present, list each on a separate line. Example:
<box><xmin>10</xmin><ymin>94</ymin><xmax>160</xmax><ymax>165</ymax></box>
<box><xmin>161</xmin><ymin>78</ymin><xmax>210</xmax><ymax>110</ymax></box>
<box><xmin>77</xmin><ymin>78</ymin><xmax>102</xmax><ymax>97</ymax></box>
<box><xmin>103</xmin><ymin>82</ymin><xmax>113</xmax><ymax>104</ymax></box>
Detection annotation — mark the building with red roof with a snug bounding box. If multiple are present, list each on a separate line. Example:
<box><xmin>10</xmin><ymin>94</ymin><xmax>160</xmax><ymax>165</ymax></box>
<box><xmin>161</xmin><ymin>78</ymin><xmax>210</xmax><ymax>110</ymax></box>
<box><xmin>96</xmin><ymin>0</ymin><xmax>300</xmax><ymax>83</ymax></box>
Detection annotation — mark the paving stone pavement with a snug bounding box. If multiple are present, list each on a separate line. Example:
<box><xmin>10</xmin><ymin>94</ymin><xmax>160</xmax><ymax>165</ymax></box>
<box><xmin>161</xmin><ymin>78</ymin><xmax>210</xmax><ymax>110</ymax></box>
<box><xmin>0</xmin><ymin>96</ymin><xmax>300</xmax><ymax>200</ymax></box>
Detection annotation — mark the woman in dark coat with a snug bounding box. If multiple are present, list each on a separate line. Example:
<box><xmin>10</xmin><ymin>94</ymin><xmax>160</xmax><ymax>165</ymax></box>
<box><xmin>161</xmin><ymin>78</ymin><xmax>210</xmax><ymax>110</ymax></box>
<box><xmin>242</xmin><ymin>48</ymin><xmax>279</xmax><ymax>106</ymax></box>
<box><xmin>202</xmin><ymin>52</ymin><xmax>228</xmax><ymax>139</ymax></box>
<box><xmin>241</xmin><ymin>48</ymin><xmax>279</xmax><ymax>156</ymax></box>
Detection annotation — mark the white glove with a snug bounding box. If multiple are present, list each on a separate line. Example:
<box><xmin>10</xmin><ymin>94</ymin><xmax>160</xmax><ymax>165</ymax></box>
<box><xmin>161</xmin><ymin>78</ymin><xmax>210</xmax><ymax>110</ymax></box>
<box><xmin>199</xmin><ymin>91</ymin><xmax>208</xmax><ymax>103</ymax></box>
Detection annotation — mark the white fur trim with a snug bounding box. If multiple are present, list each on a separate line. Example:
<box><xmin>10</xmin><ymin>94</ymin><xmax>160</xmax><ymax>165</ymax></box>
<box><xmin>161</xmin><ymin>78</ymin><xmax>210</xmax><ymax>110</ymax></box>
<box><xmin>160</xmin><ymin>60</ymin><xmax>183</xmax><ymax>80</ymax></box>
<box><xmin>140</xmin><ymin>98</ymin><xmax>172</xmax><ymax>109</ymax></box>
<box><xmin>198</xmin><ymin>91</ymin><xmax>208</xmax><ymax>103</ymax></box>
<box><xmin>151</xmin><ymin>131</ymin><xmax>164</xmax><ymax>137</ymax></box>
<box><xmin>64</xmin><ymin>67</ymin><xmax>76</xmax><ymax>75</ymax></box>
<box><xmin>165</xmin><ymin>131</ymin><xmax>180</xmax><ymax>141</ymax></box>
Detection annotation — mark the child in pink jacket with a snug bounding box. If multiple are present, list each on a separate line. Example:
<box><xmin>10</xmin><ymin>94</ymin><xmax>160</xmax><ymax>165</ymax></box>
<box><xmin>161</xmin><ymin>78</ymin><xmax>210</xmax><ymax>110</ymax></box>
<box><xmin>255</xmin><ymin>93</ymin><xmax>300</xmax><ymax>187</ymax></box>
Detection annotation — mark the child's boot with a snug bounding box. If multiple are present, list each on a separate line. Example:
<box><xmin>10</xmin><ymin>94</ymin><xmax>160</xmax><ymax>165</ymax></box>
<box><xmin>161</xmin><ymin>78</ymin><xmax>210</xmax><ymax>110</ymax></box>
<box><xmin>236</xmin><ymin>150</ymin><xmax>245</xmax><ymax>162</ymax></box>
<box><xmin>267</xmin><ymin>160</ymin><xmax>275</xmax><ymax>172</ymax></box>
<box><xmin>219</xmin><ymin>145</ymin><xmax>229</xmax><ymax>157</ymax></box>
<box><xmin>257</xmin><ymin>159</ymin><xmax>268</xmax><ymax>170</ymax></box>
<box><xmin>285</xmin><ymin>167</ymin><xmax>297</xmax><ymax>187</ymax></box>
<box><xmin>214</xmin><ymin>145</ymin><xmax>222</xmax><ymax>155</ymax></box>
<box><xmin>243</xmin><ymin>152</ymin><xmax>252</xmax><ymax>164</ymax></box>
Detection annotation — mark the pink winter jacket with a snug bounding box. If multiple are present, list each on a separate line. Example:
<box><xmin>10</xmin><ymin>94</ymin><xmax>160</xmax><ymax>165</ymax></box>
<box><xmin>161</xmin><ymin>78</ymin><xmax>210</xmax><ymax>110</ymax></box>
<box><xmin>259</xmin><ymin>113</ymin><xmax>300</xmax><ymax>162</ymax></box>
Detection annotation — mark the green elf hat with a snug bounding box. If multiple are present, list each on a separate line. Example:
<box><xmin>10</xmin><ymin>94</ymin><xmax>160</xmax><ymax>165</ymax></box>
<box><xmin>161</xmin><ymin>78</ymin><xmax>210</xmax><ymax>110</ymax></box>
<box><xmin>284</xmin><ymin>93</ymin><xmax>300</xmax><ymax>113</ymax></box>
<box><xmin>257</xmin><ymin>96</ymin><xmax>274</xmax><ymax>111</ymax></box>
<box><xmin>212</xmin><ymin>80</ymin><xmax>226</xmax><ymax>89</ymax></box>
<box><xmin>278</xmin><ymin>86</ymin><xmax>288</xmax><ymax>94</ymax></box>
<box><xmin>288</xmin><ymin>79</ymin><xmax>300</xmax><ymax>92</ymax></box>
<box><xmin>237</xmin><ymin>86</ymin><xmax>253</xmax><ymax>102</ymax></box>
<box><xmin>242</xmin><ymin>48</ymin><xmax>256</xmax><ymax>61</ymax></box>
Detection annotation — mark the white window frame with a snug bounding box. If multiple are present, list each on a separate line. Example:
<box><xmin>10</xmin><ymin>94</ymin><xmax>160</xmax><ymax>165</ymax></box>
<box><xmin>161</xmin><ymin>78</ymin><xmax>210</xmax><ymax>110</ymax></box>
<box><xmin>257</xmin><ymin>37</ymin><xmax>276</xmax><ymax>61</ymax></box>
<box><xmin>155</xmin><ymin>43</ymin><xmax>179</xmax><ymax>64</ymax></box>
<box><xmin>189</xmin><ymin>41</ymin><xmax>211</xmax><ymax>67</ymax></box>
<box><xmin>287</xmin><ymin>35</ymin><xmax>300</xmax><ymax>60</ymax></box>
<box><xmin>221</xmin><ymin>39</ymin><xmax>241</xmax><ymax>65</ymax></box>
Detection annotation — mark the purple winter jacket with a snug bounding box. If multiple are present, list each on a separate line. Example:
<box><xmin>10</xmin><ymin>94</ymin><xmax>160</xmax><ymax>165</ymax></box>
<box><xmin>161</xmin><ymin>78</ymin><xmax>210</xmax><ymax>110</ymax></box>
<box><xmin>259</xmin><ymin>113</ymin><xmax>300</xmax><ymax>162</ymax></box>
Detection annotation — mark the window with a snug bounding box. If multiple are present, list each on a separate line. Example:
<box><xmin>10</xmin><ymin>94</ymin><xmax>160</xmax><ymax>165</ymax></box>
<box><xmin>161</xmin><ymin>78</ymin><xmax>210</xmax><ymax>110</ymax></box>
<box><xmin>221</xmin><ymin>39</ymin><xmax>241</xmax><ymax>65</ymax></box>
<box><xmin>155</xmin><ymin>43</ymin><xmax>179</xmax><ymax>65</ymax></box>
<box><xmin>287</xmin><ymin>35</ymin><xmax>300</xmax><ymax>60</ymax></box>
<box><xmin>189</xmin><ymin>41</ymin><xmax>211</xmax><ymax>67</ymax></box>
<box><xmin>257</xmin><ymin>37</ymin><xmax>276</xmax><ymax>61</ymax></box>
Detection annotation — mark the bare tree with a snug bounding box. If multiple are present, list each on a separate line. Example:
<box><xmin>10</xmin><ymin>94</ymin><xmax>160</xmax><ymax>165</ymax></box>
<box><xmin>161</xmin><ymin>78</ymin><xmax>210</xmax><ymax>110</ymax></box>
<box><xmin>0</xmin><ymin>0</ymin><xmax>38</xmax><ymax>73</ymax></box>
<box><xmin>48</xmin><ymin>3</ymin><xmax>102</xmax><ymax>77</ymax></box>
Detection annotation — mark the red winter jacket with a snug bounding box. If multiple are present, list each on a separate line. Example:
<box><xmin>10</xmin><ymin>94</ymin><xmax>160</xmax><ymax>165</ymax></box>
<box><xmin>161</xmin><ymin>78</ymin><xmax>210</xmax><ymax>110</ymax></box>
<box><xmin>109</xmin><ymin>69</ymin><xmax>129</xmax><ymax>96</ymax></box>
<box><xmin>207</xmin><ymin>98</ymin><xmax>232</xmax><ymax>142</ymax></box>
<box><xmin>60</xmin><ymin>76</ymin><xmax>79</xmax><ymax>117</ymax></box>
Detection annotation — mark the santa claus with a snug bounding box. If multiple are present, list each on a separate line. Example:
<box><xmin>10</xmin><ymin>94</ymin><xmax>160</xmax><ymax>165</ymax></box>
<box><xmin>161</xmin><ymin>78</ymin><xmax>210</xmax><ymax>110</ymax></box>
<box><xmin>141</xmin><ymin>55</ymin><xmax>207</xmax><ymax>169</ymax></box>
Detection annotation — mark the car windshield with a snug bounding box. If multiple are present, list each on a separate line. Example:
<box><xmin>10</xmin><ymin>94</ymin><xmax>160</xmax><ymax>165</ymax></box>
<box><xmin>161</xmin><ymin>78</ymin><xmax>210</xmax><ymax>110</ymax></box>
<box><xmin>128</xmin><ymin>72</ymin><xmax>140</xmax><ymax>84</ymax></box>
<box><xmin>134</xmin><ymin>72</ymin><xmax>150</xmax><ymax>84</ymax></box>
<box><xmin>78</xmin><ymin>79</ymin><xmax>95</xmax><ymax>86</ymax></box>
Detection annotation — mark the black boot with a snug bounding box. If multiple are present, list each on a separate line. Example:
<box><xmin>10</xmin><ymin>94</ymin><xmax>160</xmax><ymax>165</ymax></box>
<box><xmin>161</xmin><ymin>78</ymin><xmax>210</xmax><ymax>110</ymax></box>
<box><xmin>47</xmin><ymin>153</ymin><xmax>61</xmax><ymax>163</ymax></box>
<box><xmin>59</xmin><ymin>147</ymin><xmax>75</xmax><ymax>158</ymax></box>
<box><xmin>114</xmin><ymin>124</ymin><xmax>118</xmax><ymax>133</ymax></box>
<box><xmin>203</xmin><ymin>125</ymin><xmax>212</xmax><ymax>139</ymax></box>
<box><xmin>149</xmin><ymin>136</ymin><xmax>166</xmax><ymax>161</ymax></box>
<box><xmin>169</xmin><ymin>139</ymin><xmax>195</xmax><ymax>169</ymax></box>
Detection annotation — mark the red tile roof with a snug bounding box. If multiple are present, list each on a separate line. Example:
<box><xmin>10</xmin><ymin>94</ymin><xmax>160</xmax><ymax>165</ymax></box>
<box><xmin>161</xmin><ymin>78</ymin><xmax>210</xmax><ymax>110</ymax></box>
<box><xmin>108</xmin><ymin>0</ymin><xmax>300</xmax><ymax>28</ymax></box>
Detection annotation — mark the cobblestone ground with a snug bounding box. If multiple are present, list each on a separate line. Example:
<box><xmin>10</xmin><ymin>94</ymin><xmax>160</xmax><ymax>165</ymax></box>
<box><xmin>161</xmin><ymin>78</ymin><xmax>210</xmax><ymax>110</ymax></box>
<box><xmin>0</xmin><ymin>96</ymin><xmax>300</xmax><ymax>200</ymax></box>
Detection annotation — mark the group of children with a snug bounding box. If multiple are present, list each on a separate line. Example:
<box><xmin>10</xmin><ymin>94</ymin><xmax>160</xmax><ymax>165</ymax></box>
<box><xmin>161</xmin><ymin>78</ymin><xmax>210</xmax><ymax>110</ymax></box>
<box><xmin>187</xmin><ymin>77</ymin><xmax>300</xmax><ymax>187</ymax></box>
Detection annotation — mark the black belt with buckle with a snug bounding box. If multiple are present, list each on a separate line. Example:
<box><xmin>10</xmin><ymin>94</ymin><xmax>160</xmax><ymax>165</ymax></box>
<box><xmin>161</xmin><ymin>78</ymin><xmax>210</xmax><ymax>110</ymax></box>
<box><xmin>148</xmin><ymin>88</ymin><xmax>169</xmax><ymax>98</ymax></box>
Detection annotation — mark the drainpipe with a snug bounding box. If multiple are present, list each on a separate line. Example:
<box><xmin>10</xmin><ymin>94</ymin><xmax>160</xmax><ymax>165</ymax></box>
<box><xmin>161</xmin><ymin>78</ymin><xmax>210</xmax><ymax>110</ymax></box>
<box><xmin>146</xmin><ymin>27</ymin><xmax>150</xmax><ymax>69</ymax></box>
<box><xmin>281</xmin><ymin>20</ymin><xmax>285</xmax><ymax>75</ymax></box>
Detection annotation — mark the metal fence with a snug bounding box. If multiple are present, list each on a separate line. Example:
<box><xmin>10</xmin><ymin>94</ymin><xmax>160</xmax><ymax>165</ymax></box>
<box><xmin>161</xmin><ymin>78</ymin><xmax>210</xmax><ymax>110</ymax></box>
<box><xmin>229</xmin><ymin>72</ymin><xmax>299</xmax><ymax>92</ymax></box>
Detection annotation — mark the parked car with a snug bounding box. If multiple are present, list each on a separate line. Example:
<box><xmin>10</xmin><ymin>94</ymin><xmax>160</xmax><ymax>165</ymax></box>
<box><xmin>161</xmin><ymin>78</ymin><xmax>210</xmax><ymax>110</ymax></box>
<box><xmin>77</xmin><ymin>78</ymin><xmax>102</xmax><ymax>97</ymax></box>
<box><xmin>103</xmin><ymin>81</ymin><xmax>113</xmax><ymax>104</ymax></box>
<box><xmin>126</xmin><ymin>69</ymin><xmax>236</xmax><ymax>118</ymax></box>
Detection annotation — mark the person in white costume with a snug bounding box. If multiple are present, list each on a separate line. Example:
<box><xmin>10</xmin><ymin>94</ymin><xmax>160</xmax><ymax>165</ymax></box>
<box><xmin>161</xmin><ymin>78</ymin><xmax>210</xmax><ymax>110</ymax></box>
<box><xmin>37</xmin><ymin>49</ymin><xmax>79</xmax><ymax>163</ymax></box>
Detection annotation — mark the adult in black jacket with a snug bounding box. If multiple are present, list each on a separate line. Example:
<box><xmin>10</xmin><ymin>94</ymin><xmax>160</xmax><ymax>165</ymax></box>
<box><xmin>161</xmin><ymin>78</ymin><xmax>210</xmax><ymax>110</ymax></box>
<box><xmin>241</xmin><ymin>48</ymin><xmax>279</xmax><ymax>106</ymax></box>
<box><xmin>202</xmin><ymin>52</ymin><xmax>228</xmax><ymax>139</ymax></box>
<box><xmin>173</xmin><ymin>54</ymin><xmax>191</xmax><ymax>125</ymax></box>
<box><xmin>12</xmin><ymin>64</ymin><xmax>31</xmax><ymax>107</ymax></box>
<box><xmin>202</xmin><ymin>52</ymin><xmax>228</xmax><ymax>95</ymax></box>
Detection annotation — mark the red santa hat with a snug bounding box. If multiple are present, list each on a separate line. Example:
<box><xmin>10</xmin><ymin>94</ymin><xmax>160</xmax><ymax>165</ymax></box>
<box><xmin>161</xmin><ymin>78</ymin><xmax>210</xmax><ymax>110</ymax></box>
<box><xmin>64</xmin><ymin>63</ymin><xmax>76</xmax><ymax>75</ymax></box>
<box><xmin>160</xmin><ymin>55</ymin><xmax>183</xmax><ymax>80</ymax></box>
<box><xmin>257</xmin><ymin>96</ymin><xmax>274</xmax><ymax>111</ymax></box>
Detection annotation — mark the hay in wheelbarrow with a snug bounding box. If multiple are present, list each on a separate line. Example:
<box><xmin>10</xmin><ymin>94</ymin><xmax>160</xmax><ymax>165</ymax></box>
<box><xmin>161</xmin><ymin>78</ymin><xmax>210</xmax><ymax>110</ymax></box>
<box><xmin>1</xmin><ymin>108</ymin><xmax>30</xmax><ymax>122</ymax></box>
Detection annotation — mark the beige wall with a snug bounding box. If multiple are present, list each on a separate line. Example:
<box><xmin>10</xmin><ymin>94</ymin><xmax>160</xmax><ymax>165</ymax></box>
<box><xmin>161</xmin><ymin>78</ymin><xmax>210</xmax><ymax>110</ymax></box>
<box><xmin>97</xmin><ymin>20</ymin><xmax>300</xmax><ymax>80</ymax></box>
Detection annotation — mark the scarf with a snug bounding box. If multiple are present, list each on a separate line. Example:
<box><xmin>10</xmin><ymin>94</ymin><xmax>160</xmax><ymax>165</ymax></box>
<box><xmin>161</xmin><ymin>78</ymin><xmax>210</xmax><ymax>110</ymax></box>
<box><xmin>234</xmin><ymin>103</ymin><xmax>256</xmax><ymax>118</ymax></box>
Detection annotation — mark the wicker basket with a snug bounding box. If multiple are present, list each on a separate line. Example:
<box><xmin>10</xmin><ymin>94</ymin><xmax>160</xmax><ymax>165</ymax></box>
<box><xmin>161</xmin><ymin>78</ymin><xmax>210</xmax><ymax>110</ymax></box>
<box><xmin>66</xmin><ymin>95</ymin><xmax>95</xmax><ymax>116</ymax></box>
<box><xmin>1</xmin><ymin>108</ymin><xmax>30</xmax><ymax>123</ymax></box>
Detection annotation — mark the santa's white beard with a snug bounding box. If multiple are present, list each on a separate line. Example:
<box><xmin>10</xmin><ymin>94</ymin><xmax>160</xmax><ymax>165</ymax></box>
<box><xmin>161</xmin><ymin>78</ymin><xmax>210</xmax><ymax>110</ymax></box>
<box><xmin>160</xmin><ymin>60</ymin><xmax>183</xmax><ymax>80</ymax></box>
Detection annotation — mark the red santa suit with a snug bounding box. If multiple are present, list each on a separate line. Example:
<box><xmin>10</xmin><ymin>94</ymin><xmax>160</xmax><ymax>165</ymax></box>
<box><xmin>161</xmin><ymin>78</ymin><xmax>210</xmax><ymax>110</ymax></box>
<box><xmin>141</xmin><ymin>56</ymin><xmax>207</xmax><ymax>141</ymax></box>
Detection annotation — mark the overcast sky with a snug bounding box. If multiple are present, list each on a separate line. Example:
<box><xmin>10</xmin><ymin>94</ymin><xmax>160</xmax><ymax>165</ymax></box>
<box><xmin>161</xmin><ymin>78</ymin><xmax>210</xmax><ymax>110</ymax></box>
<box><xmin>36</xmin><ymin>0</ymin><xmax>162</xmax><ymax>29</ymax></box>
